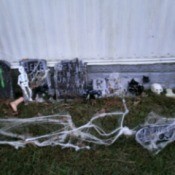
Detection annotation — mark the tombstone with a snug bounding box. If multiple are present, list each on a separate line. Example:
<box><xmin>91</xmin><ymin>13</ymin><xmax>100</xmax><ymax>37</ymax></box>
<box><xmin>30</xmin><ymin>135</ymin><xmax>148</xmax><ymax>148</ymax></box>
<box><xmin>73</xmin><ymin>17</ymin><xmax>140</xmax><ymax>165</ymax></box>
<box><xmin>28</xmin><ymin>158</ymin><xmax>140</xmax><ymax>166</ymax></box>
<box><xmin>0</xmin><ymin>60</ymin><xmax>13</xmax><ymax>99</ymax></box>
<box><xmin>54</xmin><ymin>58</ymin><xmax>87</xmax><ymax>99</ymax></box>
<box><xmin>19</xmin><ymin>59</ymin><xmax>53</xmax><ymax>98</ymax></box>
<box><xmin>93</xmin><ymin>78</ymin><xmax>106</xmax><ymax>96</ymax></box>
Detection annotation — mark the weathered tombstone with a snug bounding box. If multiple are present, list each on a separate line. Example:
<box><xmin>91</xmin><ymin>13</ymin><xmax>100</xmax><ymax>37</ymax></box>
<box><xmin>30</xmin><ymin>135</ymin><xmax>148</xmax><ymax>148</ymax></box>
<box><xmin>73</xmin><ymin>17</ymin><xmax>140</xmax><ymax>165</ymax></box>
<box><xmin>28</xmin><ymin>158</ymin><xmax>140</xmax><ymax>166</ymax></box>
<box><xmin>54</xmin><ymin>58</ymin><xmax>87</xmax><ymax>99</ymax></box>
<box><xmin>0</xmin><ymin>60</ymin><xmax>13</xmax><ymax>99</ymax></box>
<box><xmin>93</xmin><ymin>78</ymin><xmax>106</xmax><ymax>96</ymax></box>
<box><xmin>19</xmin><ymin>59</ymin><xmax>53</xmax><ymax>98</ymax></box>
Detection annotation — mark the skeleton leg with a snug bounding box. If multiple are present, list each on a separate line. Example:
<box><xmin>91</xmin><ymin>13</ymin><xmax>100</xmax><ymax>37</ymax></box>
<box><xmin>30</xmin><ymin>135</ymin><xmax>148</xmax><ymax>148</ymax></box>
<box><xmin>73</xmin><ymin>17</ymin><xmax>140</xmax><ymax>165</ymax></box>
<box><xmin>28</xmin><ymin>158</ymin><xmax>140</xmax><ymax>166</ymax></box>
<box><xmin>10</xmin><ymin>97</ymin><xmax>24</xmax><ymax>112</ymax></box>
<box><xmin>21</xmin><ymin>86</ymin><xmax>33</xmax><ymax>101</ymax></box>
<box><xmin>25</xmin><ymin>86</ymin><xmax>33</xmax><ymax>101</ymax></box>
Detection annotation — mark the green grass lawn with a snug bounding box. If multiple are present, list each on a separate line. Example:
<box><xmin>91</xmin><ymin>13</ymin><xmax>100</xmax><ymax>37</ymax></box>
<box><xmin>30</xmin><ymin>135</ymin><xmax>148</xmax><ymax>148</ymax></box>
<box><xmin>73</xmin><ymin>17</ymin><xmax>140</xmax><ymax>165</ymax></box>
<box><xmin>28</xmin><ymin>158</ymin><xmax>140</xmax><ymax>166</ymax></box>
<box><xmin>0</xmin><ymin>94</ymin><xmax>175</xmax><ymax>175</ymax></box>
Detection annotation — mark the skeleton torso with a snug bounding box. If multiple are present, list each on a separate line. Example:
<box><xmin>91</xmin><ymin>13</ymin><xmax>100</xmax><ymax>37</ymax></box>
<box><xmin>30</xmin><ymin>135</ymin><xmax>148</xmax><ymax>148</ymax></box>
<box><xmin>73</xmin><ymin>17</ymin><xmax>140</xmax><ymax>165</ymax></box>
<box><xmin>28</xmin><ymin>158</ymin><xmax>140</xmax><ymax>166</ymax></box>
<box><xmin>17</xmin><ymin>66</ymin><xmax>33</xmax><ymax>101</ymax></box>
<box><xmin>18</xmin><ymin>73</ymin><xmax>29</xmax><ymax>87</ymax></box>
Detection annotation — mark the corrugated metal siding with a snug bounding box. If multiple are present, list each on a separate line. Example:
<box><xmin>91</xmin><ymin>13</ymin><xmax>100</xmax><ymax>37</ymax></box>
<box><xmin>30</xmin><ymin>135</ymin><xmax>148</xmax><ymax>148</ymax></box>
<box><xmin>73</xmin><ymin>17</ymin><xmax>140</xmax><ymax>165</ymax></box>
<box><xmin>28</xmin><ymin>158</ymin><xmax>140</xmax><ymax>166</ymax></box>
<box><xmin>0</xmin><ymin>0</ymin><xmax>175</xmax><ymax>67</ymax></box>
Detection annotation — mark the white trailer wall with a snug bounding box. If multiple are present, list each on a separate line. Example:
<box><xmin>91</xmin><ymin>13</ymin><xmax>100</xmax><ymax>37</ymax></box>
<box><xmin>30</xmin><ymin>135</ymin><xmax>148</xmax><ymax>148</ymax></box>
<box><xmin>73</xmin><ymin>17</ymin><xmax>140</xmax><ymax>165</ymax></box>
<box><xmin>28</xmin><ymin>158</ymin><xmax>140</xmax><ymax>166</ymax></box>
<box><xmin>0</xmin><ymin>0</ymin><xmax>175</xmax><ymax>67</ymax></box>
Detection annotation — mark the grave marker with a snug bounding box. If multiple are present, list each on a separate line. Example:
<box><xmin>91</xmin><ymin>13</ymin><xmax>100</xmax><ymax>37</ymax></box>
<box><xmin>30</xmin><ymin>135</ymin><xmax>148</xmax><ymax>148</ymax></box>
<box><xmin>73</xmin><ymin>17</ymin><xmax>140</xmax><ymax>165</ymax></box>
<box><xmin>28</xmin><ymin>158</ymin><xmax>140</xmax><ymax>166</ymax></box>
<box><xmin>54</xmin><ymin>58</ymin><xmax>87</xmax><ymax>99</ymax></box>
<box><xmin>19</xmin><ymin>59</ymin><xmax>53</xmax><ymax>97</ymax></box>
<box><xmin>0</xmin><ymin>60</ymin><xmax>13</xmax><ymax>99</ymax></box>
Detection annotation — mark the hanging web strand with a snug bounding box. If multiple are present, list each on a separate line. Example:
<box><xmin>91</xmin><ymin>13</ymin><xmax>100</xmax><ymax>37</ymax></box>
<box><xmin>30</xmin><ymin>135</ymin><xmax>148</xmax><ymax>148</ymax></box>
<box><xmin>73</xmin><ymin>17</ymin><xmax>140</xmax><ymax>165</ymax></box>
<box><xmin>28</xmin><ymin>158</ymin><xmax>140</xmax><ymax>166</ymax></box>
<box><xmin>0</xmin><ymin>99</ymin><xmax>133</xmax><ymax>150</ymax></box>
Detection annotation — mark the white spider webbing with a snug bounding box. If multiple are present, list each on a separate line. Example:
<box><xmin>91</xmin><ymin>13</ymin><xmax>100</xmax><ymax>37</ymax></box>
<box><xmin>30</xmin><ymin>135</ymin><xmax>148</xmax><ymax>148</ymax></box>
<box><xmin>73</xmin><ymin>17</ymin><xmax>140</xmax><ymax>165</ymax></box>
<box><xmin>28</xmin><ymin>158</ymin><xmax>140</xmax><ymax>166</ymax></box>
<box><xmin>0</xmin><ymin>99</ymin><xmax>133</xmax><ymax>150</ymax></box>
<box><xmin>135</xmin><ymin>112</ymin><xmax>175</xmax><ymax>154</ymax></box>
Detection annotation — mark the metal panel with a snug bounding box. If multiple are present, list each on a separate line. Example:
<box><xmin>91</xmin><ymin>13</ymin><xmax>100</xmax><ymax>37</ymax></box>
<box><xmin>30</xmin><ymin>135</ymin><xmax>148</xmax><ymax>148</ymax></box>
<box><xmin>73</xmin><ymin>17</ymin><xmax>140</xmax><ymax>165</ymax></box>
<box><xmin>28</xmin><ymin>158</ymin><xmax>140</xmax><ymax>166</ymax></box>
<box><xmin>0</xmin><ymin>0</ymin><xmax>175</xmax><ymax>67</ymax></box>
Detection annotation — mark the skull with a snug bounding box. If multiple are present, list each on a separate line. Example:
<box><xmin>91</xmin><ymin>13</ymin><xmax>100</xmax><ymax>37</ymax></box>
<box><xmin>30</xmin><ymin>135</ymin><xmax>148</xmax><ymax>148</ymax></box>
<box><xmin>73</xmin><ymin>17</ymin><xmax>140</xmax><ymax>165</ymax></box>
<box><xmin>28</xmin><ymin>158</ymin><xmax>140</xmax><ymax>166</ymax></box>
<box><xmin>151</xmin><ymin>83</ymin><xmax>163</xmax><ymax>95</ymax></box>
<box><xmin>18</xmin><ymin>66</ymin><xmax>26</xmax><ymax>74</ymax></box>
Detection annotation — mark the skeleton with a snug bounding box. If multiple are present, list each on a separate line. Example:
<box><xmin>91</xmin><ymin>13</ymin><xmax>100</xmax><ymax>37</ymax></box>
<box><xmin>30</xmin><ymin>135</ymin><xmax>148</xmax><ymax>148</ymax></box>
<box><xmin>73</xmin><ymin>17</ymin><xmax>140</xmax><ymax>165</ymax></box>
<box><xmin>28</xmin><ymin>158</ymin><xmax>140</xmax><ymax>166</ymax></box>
<box><xmin>151</xmin><ymin>83</ymin><xmax>163</xmax><ymax>95</ymax></box>
<box><xmin>20</xmin><ymin>59</ymin><xmax>54</xmax><ymax>97</ymax></box>
<box><xmin>18</xmin><ymin>66</ymin><xmax>33</xmax><ymax>101</ymax></box>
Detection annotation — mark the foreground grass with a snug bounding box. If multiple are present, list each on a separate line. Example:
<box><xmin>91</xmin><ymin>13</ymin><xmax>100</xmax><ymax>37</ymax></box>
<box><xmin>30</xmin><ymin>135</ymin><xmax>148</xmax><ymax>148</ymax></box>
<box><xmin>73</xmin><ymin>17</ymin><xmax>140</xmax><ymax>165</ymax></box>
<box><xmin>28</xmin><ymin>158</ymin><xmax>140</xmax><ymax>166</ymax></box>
<box><xmin>0</xmin><ymin>94</ymin><xmax>175</xmax><ymax>175</ymax></box>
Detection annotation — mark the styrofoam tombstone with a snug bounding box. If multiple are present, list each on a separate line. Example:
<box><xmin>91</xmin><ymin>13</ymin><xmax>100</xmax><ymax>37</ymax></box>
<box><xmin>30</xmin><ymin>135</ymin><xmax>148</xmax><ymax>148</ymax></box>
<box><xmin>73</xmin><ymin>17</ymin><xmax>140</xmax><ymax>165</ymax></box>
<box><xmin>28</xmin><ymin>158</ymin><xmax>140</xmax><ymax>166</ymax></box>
<box><xmin>151</xmin><ymin>83</ymin><xmax>163</xmax><ymax>95</ymax></box>
<box><xmin>106</xmin><ymin>73</ymin><xmax>121</xmax><ymax>94</ymax></box>
<box><xmin>93</xmin><ymin>78</ymin><xmax>107</xmax><ymax>96</ymax></box>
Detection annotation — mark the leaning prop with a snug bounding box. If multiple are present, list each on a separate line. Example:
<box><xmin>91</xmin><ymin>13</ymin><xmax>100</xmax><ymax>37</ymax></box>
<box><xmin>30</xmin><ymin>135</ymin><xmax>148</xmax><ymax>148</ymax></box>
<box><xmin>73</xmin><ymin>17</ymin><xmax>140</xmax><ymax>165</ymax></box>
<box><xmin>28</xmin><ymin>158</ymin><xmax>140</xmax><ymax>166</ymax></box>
<box><xmin>0</xmin><ymin>60</ymin><xmax>13</xmax><ymax>99</ymax></box>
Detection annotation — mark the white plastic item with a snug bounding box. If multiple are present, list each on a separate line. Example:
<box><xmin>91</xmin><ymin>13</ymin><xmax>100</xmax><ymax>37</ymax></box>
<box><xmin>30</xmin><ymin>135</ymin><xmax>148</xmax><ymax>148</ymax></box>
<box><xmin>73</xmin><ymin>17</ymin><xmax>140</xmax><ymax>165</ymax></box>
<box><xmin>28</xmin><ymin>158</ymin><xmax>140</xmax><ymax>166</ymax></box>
<box><xmin>151</xmin><ymin>83</ymin><xmax>163</xmax><ymax>95</ymax></box>
<box><xmin>166</xmin><ymin>89</ymin><xmax>175</xmax><ymax>98</ymax></box>
<box><xmin>18</xmin><ymin>66</ymin><xmax>33</xmax><ymax>101</ymax></box>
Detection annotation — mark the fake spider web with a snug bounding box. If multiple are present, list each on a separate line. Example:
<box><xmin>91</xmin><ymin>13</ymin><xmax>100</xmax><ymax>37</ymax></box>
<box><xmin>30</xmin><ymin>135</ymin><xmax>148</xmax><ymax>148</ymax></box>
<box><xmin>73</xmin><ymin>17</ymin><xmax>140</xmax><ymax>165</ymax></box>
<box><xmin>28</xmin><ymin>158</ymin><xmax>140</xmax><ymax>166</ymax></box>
<box><xmin>0</xmin><ymin>99</ymin><xmax>134</xmax><ymax>150</ymax></box>
<box><xmin>135</xmin><ymin>112</ymin><xmax>175</xmax><ymax>154</ymax></box>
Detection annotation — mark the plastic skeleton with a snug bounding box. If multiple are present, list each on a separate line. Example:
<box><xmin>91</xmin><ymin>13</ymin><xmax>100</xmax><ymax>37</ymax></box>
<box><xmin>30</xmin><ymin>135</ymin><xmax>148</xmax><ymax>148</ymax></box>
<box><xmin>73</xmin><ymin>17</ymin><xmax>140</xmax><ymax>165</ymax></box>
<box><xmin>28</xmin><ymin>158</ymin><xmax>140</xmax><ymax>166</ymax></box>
<box><xmin>0</xmin><ymin>99</ymin><xmax>133</xmax><ymax>150</ymax></box>
<box><xmin>18</xmin><ymin>66</ymin><xmax>32</xmax><ymax>101</ymax></box>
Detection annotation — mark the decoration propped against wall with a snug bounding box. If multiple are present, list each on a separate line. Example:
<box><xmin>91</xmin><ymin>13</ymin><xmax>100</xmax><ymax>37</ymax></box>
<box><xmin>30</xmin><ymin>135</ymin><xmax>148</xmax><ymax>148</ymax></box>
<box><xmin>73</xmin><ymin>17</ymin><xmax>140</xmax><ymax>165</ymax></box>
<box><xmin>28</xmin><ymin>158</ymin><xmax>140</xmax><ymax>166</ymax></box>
<box><xmin>0</xmin><ymin>60</ymin><xmax>13</xmax><ymax>99</ymax></box>
<box><xmin>54</xmin><ymin>58</ymin><xmax>87</xmax><ymax>99</ymax></box>
<box><xmin>19</xmin><ymin>59</ymin><xmax>53</xmax><ymax>99</ymax></box>
<box><xmin>92</xmin><ymin>73</ymin><xmax>128</xmax><ymax>98</ymax></box>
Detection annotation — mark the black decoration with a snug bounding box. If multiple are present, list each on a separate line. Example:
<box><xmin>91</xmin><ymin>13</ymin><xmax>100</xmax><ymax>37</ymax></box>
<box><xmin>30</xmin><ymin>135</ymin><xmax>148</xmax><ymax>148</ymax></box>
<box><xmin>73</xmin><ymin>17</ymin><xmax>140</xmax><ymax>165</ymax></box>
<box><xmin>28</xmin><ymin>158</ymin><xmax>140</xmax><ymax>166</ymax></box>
<box><xmin>142</xmin><ymin>76</ymin><xmax>150</xmax><ymax>83</ymax></box>
<box><xmin>0</xmin><ymin>60</ymin><xmax>13</xmax><ymax>99</ymax></box>
<box><xmin>128</xmin><ymin>79</ymin><xmax>144</xmax><ymax>95</ymax></box>
<box><xmin>84</xmin><ymin>90</ymin><xmax>102</xmax><ymax>99</ymax></box>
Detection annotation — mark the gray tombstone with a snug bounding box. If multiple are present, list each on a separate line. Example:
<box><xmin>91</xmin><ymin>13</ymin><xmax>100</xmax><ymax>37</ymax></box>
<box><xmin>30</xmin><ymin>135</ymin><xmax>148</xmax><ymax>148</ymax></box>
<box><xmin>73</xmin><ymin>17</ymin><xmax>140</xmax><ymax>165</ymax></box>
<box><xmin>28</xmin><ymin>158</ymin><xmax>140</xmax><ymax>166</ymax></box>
<box><xmin>54</xmin><ymin>58</ymin><xmax>87</xmax><ymax>99</ymax></box>
<box><xmin>19</xmin><ymin>59</ymin><xmax>53</xmax><ymax>98</ymax></box>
